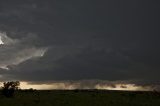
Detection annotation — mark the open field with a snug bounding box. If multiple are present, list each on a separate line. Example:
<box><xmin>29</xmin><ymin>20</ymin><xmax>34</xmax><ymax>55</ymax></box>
<box><xmin>0</xmin><ymin>90</ymin><xmax>160</xmax><ymax>106</ymax></box>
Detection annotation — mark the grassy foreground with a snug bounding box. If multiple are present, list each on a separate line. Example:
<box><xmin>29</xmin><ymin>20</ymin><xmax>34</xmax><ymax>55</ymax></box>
<box><xmin>0</xmin><ymin>90</ymin><xmax>160</xmax><ymax>106</ymax></box>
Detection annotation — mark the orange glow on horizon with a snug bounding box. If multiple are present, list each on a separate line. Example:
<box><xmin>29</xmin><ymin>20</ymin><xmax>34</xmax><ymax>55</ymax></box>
<box><xmin>0</xmin><ymin>81</ymin><xmax>152</xmax><ymax>91</ymax></box>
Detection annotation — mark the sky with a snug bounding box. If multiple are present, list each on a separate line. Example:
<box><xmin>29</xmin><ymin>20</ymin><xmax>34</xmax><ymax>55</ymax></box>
<box><xmin>0</xmin><ymin>0</ymin><xmax>160</xmax><ymax>90</ymax></box>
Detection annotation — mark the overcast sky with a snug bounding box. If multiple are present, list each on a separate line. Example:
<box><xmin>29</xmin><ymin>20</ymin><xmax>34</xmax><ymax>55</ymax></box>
<box><xmin>0</xmin><ymin>0</ymin><xmax>160</xmax><ymax>89</ymax></box>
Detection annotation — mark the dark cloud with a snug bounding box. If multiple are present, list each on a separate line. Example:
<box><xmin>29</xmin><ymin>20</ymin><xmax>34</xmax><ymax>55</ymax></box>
<box><xmin>0</xmin><ymin>32</ymin><xmax>47</xmax><ymax>70</ymax></box>
<box><xmin>0</xmin><ymin>0</ymin><xmax>160</xmax><ymax>89</ymax></box>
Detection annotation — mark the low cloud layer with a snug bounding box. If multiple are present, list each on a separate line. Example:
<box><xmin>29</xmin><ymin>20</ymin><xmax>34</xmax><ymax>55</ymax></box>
<box><xmin>19</xmin><ymin>80</ymin><xmax>158</xmax><ymax>91</ymax></box>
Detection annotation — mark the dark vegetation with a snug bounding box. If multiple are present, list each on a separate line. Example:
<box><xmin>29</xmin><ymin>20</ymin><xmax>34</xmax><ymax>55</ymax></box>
<box><xmin>2</xmin><ymin>81</ymin><xmax>20</xmax><ymax>97</ymax></box>
<box><xmin>0</xmin><ymin>82</ymin><xmax>160</xmax><ymax>106</ymax></box>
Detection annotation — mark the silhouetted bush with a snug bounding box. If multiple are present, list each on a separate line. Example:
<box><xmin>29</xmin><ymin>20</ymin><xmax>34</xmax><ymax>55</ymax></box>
<box><xmin>2</xmin><ymin>81</ymin><xmax>20</xmax><ymax>97</ymax></box>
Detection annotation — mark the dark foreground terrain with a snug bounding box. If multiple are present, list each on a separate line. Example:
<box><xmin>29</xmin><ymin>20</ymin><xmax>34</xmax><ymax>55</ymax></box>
<box><xmin>0</xmin><ymin>90</ymin><xmax>160</xmax><ymax>106</ymax></box>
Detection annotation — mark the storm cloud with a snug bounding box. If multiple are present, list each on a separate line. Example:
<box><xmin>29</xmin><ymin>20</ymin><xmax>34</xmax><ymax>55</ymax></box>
<box><xmin>0</xmin><ymin>0</ymin><xmax>160</xmax><ymax>90</ymax></box>
<box><xmin>0</xmin><ymin>32</ymin><xmax>47</xmax><ymax>70</ymax></box>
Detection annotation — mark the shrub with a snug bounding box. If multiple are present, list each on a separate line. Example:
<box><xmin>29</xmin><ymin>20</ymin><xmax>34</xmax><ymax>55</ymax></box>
<box><xmin>2</xmin><ymin>81</ymin><xmax>20</xmax><ymax>97</ymax></box>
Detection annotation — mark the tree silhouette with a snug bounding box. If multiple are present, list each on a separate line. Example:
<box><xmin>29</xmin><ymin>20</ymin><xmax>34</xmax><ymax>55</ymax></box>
<box><xmin>2</xmin><ymin>81</ymin><xmax>20</xmax><ymax>97</ymax></box>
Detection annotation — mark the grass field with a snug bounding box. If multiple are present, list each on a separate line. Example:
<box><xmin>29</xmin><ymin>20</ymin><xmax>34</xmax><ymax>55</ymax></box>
<box><xmin>0</xmin><ymin>90</ymin><xmax>160</xmax><ymax>106</ymax></box>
